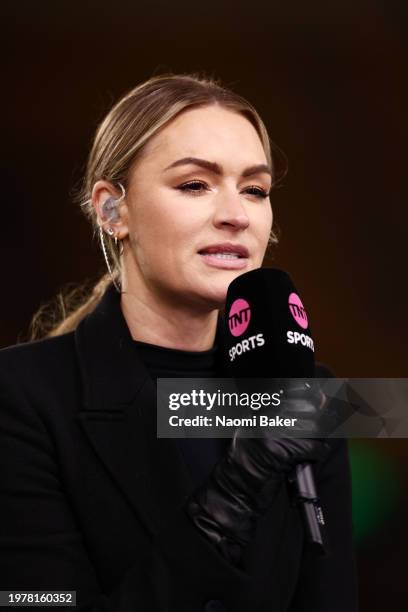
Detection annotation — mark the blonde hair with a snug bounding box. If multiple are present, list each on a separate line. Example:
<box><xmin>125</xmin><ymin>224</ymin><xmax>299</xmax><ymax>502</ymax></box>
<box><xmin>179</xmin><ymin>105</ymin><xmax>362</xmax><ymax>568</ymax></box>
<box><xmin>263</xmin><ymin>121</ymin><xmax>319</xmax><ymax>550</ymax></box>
<box><xmin>30</xmin><ymin>72</ymin><xmax>286</xmax><ymax>340</ymax></box>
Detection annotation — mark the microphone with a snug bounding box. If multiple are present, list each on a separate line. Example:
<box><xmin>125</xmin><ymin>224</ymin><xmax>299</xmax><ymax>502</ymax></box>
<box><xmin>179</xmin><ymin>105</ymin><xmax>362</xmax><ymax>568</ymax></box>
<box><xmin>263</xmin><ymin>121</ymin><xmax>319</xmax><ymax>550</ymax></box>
<box><xmin>220</xmin><ymin>267</ymin><xmax>327</xmax><ymax>555</ymax></box>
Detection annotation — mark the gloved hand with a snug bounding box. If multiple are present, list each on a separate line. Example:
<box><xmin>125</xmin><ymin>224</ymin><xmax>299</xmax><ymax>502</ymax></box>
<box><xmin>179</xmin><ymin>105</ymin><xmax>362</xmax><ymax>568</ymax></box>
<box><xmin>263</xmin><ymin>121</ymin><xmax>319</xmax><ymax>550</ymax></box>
<box><xmin>185</xmin><ymin>380</ymin><xmax>331</xmax><ymax>565</ymax></box>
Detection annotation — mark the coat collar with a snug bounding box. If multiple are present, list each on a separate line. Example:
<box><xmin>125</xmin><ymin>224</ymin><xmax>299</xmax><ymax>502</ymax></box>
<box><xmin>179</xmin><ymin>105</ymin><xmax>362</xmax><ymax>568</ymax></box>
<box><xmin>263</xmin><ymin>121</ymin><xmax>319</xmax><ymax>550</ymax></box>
<box><xmin>74</xmin><ymin>283</ymin><xmax>226</xmax><ymax>537</ymax></box>
<box><xmin>75</xmin><ymin>283</ymin><xmax>150</xmax><ymax>411</ymax></box>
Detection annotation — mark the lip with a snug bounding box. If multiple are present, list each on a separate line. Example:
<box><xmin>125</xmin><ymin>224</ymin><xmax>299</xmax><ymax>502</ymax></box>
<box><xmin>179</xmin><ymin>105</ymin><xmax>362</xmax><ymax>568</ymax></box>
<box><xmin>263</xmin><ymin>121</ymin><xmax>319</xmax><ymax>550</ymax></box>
<box><xmin>198</xmin><ymin>242</ymin><xmax>249</xmax><ymax>270</ymax></box>
<box><xmin>198</xmin><ymin>243</ymin><xmax>249</xmax><ymax>257</ymax></box>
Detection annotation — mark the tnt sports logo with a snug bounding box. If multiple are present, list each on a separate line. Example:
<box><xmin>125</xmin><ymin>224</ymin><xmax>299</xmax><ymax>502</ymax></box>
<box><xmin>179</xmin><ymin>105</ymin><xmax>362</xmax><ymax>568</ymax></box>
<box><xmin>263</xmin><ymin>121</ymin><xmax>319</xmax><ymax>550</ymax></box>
<box><xmin>288</xmin><ymin>293</ymin><xmax>308</xmax><ymax>330</ymax></box>
<box><xmin>228</xmin><ymin>298</ymin><xmax>251</xmax><ymax>337</ymax></box>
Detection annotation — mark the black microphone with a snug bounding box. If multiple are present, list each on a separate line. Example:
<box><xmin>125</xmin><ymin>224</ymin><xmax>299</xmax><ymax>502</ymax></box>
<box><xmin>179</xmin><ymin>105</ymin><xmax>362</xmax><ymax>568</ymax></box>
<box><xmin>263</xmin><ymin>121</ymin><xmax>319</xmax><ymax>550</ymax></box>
<box><xmin>220</xmin><ymin>267</ymin><xmax>327</xmax><ymax>555</ymax></box>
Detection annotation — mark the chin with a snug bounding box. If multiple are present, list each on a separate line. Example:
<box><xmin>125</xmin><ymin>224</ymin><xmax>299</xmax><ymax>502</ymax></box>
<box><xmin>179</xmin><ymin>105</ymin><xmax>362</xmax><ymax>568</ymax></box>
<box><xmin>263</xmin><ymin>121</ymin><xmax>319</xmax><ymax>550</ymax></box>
<box><xmin>191</xmin><ymin>270</ymin><xmax>252</xmax><ymax>310</ymax></box>
<box><xmin>199</xmin><ymin>281</ymin><xmax>234</xmax><ymax>309</ymax></box>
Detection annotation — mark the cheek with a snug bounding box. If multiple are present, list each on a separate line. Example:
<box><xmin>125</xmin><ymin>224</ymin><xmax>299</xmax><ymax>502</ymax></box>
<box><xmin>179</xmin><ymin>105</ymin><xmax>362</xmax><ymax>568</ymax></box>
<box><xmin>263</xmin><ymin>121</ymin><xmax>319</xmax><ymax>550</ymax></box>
<box><xmin>131</xmin><ymin>214</ymin><xmax>197</xmax><ymax>271</ymax></box>
<box><xmin>128</xmin><ymin>195</ymin><xmax>171</xmax><ymax>245</ymax></box>
<box><xmin>132</xmin><ymin>187</ymin><xmax>203</xmax><ymax>242</ymax></box>
<box><xmin>254</xmin><ymin>205</ymin><xmax>273</xmax><ymax>245</ymax></box>
<box><xmin>266</xmin><ymin>202</ymin><xmax>273</xmax><ymax>226</ymax></box>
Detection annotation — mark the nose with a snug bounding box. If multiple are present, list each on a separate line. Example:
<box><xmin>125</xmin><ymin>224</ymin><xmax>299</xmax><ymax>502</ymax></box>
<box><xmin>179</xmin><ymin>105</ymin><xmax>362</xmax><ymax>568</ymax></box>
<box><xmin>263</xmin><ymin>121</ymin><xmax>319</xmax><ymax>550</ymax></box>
<box><xmin>212</xmin><ymin>190</ymin><xmax>250</xmax><ymax>232</ymax></box>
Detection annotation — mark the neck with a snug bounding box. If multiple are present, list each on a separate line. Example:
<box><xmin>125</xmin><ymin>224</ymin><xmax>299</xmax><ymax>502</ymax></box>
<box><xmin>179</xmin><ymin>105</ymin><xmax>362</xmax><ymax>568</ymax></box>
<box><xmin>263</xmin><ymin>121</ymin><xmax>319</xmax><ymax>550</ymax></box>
<box><xmin>120</xmin><ymin>278</ymin><xmax>220</xmax><ymax>352</ymax></box>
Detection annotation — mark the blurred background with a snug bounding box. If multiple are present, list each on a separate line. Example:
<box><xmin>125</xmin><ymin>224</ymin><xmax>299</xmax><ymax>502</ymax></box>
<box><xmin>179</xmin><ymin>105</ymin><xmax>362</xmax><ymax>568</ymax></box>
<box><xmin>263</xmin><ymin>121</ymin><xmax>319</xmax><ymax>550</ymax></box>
<box><xmin>2</xmin><ymin>0</ymin><xmax>407</xmax><ymax>608</ymax></box>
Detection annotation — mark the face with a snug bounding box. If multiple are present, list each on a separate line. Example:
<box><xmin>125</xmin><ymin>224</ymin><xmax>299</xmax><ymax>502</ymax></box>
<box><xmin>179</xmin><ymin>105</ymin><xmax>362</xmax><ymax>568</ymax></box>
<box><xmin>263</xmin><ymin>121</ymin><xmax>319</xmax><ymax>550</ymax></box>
<box><xmin>120</xmin><ymin>105</ymin><xmax>273</xmax><ymax>310</ymax></box>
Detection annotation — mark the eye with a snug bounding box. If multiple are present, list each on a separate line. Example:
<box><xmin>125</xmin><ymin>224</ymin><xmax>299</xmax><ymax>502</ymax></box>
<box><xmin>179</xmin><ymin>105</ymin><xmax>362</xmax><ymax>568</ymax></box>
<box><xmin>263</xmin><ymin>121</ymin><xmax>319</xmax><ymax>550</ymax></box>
<box><xmin>176</xmin><ymin>181</ymin><xmax>270</xmax><ymax>199</ymax></box>
<box><xmin>243</xmin><ymin>186</ymin><xmax>270</xmax><ymax>199</ymax></box>
<box><xmin>176</xmin><ymin>180</ymin><xmax>208</xmax><ymax>195</ymax></box>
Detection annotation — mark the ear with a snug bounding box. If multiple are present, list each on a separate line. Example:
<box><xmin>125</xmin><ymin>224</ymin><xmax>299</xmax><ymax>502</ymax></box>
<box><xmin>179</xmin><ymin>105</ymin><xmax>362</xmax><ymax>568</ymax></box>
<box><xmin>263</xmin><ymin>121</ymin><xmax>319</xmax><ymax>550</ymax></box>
<box><xmin>91</xmin><ymin>180</ymin><xmax>129</xmax><ymax>239</ymax></box>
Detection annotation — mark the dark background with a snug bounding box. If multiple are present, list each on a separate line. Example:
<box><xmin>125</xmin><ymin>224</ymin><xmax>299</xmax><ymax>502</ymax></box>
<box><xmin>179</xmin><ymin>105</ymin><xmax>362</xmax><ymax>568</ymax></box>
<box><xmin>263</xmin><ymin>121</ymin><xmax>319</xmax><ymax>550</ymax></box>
<box><xmin>2</xmin><ymin>0</ymin><xmax>407</xmax><ymax>608</ymax></box>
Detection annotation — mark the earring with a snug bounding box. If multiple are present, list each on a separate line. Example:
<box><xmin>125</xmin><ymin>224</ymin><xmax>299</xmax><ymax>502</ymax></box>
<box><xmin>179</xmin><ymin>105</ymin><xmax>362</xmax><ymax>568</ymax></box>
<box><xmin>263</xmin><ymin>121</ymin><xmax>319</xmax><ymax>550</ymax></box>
<box><xmin>106</xmin><ymin>229</ymin><xmax>122</xmax><ymax>253</ymax></box>
<box><xmin>99</xmin><ymin>227</ymin><xmax>121</xmax><ymax>293</ymax></box>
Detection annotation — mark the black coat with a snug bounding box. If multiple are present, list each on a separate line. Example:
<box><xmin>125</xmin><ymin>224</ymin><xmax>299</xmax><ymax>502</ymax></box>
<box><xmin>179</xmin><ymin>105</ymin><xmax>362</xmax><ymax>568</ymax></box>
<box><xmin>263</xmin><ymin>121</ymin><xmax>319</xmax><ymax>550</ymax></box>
<box><xmin>0</xmin><ymin>285</ymin><xmax>358</xmax><ymax>611</ymax></box>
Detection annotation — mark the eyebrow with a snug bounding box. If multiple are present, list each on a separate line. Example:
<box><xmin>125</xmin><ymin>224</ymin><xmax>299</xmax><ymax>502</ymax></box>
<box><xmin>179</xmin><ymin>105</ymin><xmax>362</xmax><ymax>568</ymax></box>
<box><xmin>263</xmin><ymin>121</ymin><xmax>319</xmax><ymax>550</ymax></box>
<box><xmin>163</xmin><ymin>156</ymin><xmax>272</xmax><ymax>178</ymax></box>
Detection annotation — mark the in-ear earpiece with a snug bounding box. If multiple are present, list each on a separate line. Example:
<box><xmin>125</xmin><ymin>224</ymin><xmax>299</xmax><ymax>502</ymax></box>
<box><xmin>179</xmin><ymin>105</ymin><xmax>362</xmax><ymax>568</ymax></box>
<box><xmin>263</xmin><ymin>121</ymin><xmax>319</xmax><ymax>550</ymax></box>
<box><xmin>100</xmin><ymin>183</ymin><xmax>126</xmax><ymax>224</ymax></box>
<box><xmin>102</xmin><ymin>196</ymin><xmax>120</xmax><ymax>222</ymax></box>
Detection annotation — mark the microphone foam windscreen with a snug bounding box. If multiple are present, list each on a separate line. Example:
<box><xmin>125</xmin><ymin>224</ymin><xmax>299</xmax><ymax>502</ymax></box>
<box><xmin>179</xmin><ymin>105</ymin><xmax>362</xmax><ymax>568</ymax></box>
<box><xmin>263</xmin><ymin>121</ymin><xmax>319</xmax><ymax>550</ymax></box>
<box><xmin>222</xmin><ymin>268</ymin><xmax>315</xmax><ymax>378</ymax></box>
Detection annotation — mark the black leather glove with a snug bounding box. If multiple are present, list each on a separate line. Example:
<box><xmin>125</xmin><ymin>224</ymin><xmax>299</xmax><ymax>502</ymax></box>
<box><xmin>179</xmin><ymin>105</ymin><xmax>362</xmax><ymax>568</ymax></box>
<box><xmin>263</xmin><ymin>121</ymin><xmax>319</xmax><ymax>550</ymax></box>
<box><xmin>185</xmin><ymin>381</ymin><xmax>331</xmax><ymax>565</ymax></box>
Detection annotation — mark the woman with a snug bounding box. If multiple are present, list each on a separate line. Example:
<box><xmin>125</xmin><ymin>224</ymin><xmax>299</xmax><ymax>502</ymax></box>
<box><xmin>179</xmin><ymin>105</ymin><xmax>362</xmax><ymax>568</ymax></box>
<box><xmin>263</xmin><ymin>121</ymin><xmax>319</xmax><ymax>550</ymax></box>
<box><xmin>0</xmin><ymin>74</ymin><xmax>358</xmax><ymax>611</ymax></box>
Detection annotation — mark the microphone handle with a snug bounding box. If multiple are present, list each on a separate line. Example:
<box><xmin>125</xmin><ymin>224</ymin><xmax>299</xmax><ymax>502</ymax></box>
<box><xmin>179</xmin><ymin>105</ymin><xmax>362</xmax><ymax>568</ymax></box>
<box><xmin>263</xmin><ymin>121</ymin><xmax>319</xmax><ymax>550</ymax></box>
<box><xmin>291</xmin><ymin>463</ymin><xmax>328</xmax><ymax>556</ymax></box>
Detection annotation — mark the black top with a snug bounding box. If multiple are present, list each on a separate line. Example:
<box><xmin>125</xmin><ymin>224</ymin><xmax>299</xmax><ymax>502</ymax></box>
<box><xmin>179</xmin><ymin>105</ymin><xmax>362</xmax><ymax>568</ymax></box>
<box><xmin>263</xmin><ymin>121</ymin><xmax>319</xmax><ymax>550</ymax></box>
<box><xmin>132</xmin><ymin>339</ymin><xmax>218</xmax><ymax>378</ymax></box>
<box><xmin>133</xmin><ymin>340</ymin><xmax>226</xmax><ymax>487</ymax></box>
